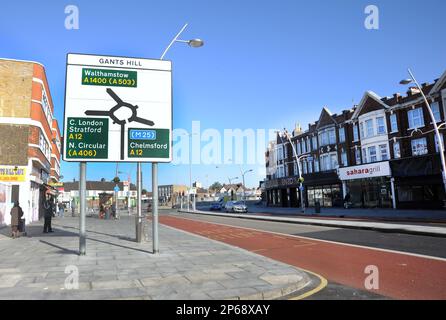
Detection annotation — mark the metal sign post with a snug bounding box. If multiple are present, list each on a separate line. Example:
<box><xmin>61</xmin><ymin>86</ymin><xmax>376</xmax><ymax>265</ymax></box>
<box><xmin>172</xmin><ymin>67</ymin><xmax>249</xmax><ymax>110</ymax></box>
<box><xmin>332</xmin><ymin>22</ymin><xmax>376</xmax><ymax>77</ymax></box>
<box><xmin>152</xmin><ymin>163</ymin><xmax>159</xmax><ymax>253</ymax></box>
<box><xmin>79</xmin><ymin>162</ymin><xmax>86</xmax><ymax>255</ymax></box>
<box><xmin>136</xmin><ymin>162</ymin><xmax>142</xmax><ymax>242</ymax></box>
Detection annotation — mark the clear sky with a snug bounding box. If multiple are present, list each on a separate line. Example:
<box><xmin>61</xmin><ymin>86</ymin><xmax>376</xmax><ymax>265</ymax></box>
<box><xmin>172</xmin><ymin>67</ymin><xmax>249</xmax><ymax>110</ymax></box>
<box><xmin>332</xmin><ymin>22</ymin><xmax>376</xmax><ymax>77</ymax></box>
<box><xmin>1</xmin><ymin>0</ymin><xmax>445</xmax><ymax>190</ymax></box>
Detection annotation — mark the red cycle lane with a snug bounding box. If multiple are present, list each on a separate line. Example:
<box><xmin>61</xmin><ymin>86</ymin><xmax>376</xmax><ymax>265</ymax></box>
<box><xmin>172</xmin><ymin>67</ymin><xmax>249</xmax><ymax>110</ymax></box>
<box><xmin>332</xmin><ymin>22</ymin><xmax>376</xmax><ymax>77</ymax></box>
<box><xmin>159</xmin><ymin>215</ymin><xmax>446</xmax><ymax>300</ymax></box>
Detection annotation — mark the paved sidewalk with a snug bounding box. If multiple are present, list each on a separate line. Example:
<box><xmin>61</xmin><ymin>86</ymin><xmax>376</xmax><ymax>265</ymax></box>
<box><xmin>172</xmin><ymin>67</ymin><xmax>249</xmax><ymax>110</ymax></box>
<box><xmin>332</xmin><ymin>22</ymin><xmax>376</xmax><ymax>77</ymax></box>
<box><xmin>0</xmin><ymin>216</ymin><xmax>310</xmax><ymax>300</ymax></box>
<box><xmin>184</xmin><ymin>210</ymin><xmax>446</xmax><ymax>237</ymax></box>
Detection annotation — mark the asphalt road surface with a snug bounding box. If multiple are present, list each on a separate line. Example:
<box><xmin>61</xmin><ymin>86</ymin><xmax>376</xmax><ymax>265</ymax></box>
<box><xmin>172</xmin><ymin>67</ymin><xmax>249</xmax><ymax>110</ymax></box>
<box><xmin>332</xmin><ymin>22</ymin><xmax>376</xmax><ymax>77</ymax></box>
<box><xmin>159</xmin><ymin>210</ymin><xmax>446</xmax><ymax>300</ymax></box>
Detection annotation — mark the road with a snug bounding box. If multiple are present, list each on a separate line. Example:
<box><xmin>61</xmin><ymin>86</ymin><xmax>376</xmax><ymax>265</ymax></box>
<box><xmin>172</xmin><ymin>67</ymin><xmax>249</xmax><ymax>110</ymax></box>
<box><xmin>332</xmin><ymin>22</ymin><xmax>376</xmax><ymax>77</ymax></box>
<box><xmin>159</xmin><ymin>210</ymin><xmax>446</xmax><ymax>300</ymax></box>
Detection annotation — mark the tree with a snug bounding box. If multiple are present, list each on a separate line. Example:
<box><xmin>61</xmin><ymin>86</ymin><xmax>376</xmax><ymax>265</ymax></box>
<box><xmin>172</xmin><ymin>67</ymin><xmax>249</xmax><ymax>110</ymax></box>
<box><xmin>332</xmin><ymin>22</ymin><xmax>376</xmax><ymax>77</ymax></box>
<box><xmin>142</xmin><ymin>189</ymin><xmax>148</xmax><ymax>194</ymax></box>
<box><xmin>112</xmin><ymin>177</ymin><xmax>120</xmax><ymax>184</ymax></box>
<box><xmin>209</xmin><ymin>182</ymin><xmax>223</xmax><ymax>192</ymax></box>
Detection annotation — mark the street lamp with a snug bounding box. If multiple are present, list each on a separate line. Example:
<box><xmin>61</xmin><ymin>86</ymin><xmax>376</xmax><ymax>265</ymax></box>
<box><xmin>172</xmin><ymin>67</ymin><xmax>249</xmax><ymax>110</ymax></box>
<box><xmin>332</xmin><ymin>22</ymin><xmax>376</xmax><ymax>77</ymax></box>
<box><xmin>160</xmin><ymin>23</ymin><xmax>204</xmax><ymax>60</ymax></box>
<box><xmin>400</xmin><ymin>68</ymin><xmax>446</xmax><ymax>206</ymax></box>
<box><xmin>240</xmin><ymin>169</ymin><xmax>253</xmax><ymax>205</ymax></box>
<box><xmin>278</xmin><ymin>130</ymin><xmax>308</xmax><ymax>213</ymax></box>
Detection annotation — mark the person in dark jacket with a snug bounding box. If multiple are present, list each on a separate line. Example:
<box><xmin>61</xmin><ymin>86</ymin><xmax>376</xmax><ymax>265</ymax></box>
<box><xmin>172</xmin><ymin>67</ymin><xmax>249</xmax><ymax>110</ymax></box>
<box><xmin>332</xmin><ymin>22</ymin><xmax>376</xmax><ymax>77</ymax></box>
<box><xmin>10</xmin><ymin>201</ymin><xmax>24</xmax><ymax>238</ymax></box>
<box><xmin>43</xmin><ymin>194</ymin><xmax>54</xmax><ymax>233</ymax></box>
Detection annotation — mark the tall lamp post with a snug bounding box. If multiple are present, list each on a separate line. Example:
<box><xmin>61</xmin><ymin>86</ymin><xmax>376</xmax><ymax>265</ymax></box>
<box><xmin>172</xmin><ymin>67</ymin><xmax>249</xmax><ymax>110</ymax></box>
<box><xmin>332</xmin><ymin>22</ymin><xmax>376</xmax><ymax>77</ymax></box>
<box><xmin>400</xmin><ymin>68</ymin><xmax>446</xmax><ymax>206</ymax></box>
<box><xmin>182</xmin><ymin>132</ymin><xmax>198</xmax><ymax>211</ymax></box>
<box><xmin>279</xmin><ymin>130</ymin><xmax>308</xmax><ymax>213</ymax></box>
<box><xmin>240</xmin><ymin>168</ymin><xmax>253</xmax><ymax>204</ymax></box>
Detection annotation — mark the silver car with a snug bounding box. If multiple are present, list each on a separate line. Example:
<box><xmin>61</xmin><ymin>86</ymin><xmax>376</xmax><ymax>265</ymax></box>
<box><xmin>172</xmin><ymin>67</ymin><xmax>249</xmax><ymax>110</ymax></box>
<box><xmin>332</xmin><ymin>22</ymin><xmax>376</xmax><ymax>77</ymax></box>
<box><xmin>225</xmin><ymin>201</ymin><xmax>248</xmax><ymax>213</ymax></box>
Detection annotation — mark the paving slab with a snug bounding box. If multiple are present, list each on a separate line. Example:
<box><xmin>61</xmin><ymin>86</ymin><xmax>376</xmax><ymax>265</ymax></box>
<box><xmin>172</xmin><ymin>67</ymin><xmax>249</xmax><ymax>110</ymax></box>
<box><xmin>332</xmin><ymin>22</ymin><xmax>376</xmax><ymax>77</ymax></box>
<box><xmin>0</xmin><ymin>216</ymin><xmax>310</xmax><ymax>300</ymax></box>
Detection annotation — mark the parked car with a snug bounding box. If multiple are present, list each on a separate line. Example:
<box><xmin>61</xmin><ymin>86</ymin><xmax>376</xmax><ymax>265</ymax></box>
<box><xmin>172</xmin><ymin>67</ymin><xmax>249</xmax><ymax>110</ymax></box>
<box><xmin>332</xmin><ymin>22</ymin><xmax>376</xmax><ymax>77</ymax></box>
<box><xmin>210</xmin><ymin>202</ymin><xmax>222</xmax><ymax>211</ymax></box>
<box><xmin>225</xmin><ymin>201</ymin><xmax>248</xmax><ymax>213</ymax></box>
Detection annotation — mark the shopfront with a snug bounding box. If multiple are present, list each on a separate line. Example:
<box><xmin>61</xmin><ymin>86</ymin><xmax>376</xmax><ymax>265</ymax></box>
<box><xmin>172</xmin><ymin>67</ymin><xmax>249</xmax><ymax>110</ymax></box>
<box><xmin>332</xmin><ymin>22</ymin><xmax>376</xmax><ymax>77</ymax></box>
<box><xmin>390</xmin><ymin>155</ymin><xmax>445</xmax><ymax>209</ymax></box>
<box><xmin>265</xmin><ymin>177</ymin><xmax>302</xmax><ymax>208</ymax></box>
<box><xmin>338</xmin><ymin>161</ymin><xmax>394</xmax><ymax>209</ymax></box>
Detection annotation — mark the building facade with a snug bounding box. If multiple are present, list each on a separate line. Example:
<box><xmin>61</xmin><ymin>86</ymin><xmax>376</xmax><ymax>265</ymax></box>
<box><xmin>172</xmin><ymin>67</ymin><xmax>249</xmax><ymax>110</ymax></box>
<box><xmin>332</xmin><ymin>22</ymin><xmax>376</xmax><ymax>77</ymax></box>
<box><xmin>265</xmin><ymin>70</ymin><xmax>446</xmax><ymax>210</ymax></box>
<box><xmin>0</xmin><ymin>58</ymin><xmax>61</xmax><ymax>226</ymax></box>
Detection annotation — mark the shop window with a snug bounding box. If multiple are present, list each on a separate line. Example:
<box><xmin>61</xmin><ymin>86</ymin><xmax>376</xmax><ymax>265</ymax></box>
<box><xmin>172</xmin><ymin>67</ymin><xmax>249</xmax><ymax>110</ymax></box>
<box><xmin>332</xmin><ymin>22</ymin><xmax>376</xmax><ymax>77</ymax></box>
<box><xmin>411</xmin><ymin>137</ymin><xmax>428</xmax><ymax>156</ymax></box>
<box><xmin>390</xmin><ymin>114</ymin><xmax>398</xmax><ymax>132</ymax></box>
<box><xmin>393</xmin><ymin>141</ymin><xmax>401</xmax><ymax>159</ymax></box>
<box><xmin>408</xmin><ymin>107</ymin><xmax>424</xmax><ymax>129</ymax></box>
<box><xmin>368</xmin><ymin>146</ymin><xmax>377</xmax><ymax>162</ymax></box>
<box><xmin>431</xmin><ymin>102</ymin><xmax>441</xmax><ymax>123</ymax></box>
<box><xmin>323</xmin><ymin>186</ymin><xmax>332</xmax><ymax>207</ymax></box>
<box><xmin>376</xmin><ymin>117</ymin><xmax>386</xmax><ymax>135</ymax></box>
<box><xmin>379</xmin><ymin>144</ymin><xmax>388</xmax><ymax>161</ymax></box>
<box><xmin>307</xmin><ymin>188</ymin><xmax>315</xmax><ymax>207</ymax></box>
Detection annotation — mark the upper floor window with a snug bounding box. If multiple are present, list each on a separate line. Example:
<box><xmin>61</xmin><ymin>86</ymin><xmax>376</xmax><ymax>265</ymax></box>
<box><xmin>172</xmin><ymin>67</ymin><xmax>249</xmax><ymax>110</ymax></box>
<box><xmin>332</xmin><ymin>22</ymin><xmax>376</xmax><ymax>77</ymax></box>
<box><xmin>312</xmin><ymin>136</ymin><xmax>318</xmax><ymax>150</ymax></box>
<box><xmin>353</xmin><ymin>124</ymin><xmax>359</xmax><ymax>141</ymax></box>
<box><xmin>302</xmin><ymin>160</ymin><xmax>307</xmax><ymax>174</ymax></box>
<box><xmin>318</xmin><ymin>127</ymin><xmax>336</xmax><ymax>146</ymax></box>
<box><xmin>365</xmin><ymin>119</ymin><xmax>374</xmax><ymax>137</ymax></box>
<box><xmin>376</xmin><ymin>117</ymin><xmax>386</xmax><ymax>135</ymax></box>
<box><xmin>277</xmin><ymin>144</ymin><xmax>284</xmax><ymax>161</ymax></box>
<box><xmin>306</xmin><ymin>138</ymin><xmax>311</xmax><ymax>153</ymax></box>
<box><xmin>355</xmin><ymin>148</ymin><xmax>361</xmax><ymax>165</ymax></box>
<box><xmin>359</xmin><ymin>123</ymin><xmax>365</xmax><ymax>139</ymax></box>
<box><xmin>328</xmin><ymin>128</ymin><xmax>336</xmax><ymax>144</ymax></box>
<box><xmin>308</xmin><ymin>159</ymin><xmax>313</xmax><ymax>174</ymax></box>
<box><xmin>301</xmin><ymin>139</ymin><xmax>307</xmax><ymax>154</ymax></box>
<box><xmin>339</xmin><ymin>127</ymin><xmax>345</xmax><ymax>143</ymax></box>
<box><xmin>296</xmin><ymin>141</ymin><xmax>302</xmax><ymax>155</ymax></box>
<box><xmin>379</xmin><ymin>144</ymin><xmax>388</xmax><ymax>161</ymax></box>
<box><xmin>368</xmin><ymin>146</ymin><xmax>377</xmax><ymax>162</ymax></box>
<box><xmin>411</xmin><ymin>137</ymin><xmax>428</xmax><ymax>156</ymax></box>
<box><xmin>320</xmin><ymin>154</ymin><xmax>330</xmax><ymax>171</ymax></box>
<box><xmin>330</xmin><ymin>153</ymin><xmax>338</xmax><ymax>169</ymax></box>
<box><xmin>362</xmin><ymin>148</ymin><xmax>367</xmax><ymax>163</ymax></box>
<box><xmin>341</xmin><ymin>150</ymin><xmax>348</xmax><ymax>167</ymax></box>
<box><xmin>393</xmin><ymin>141</ymin><xmax>401</xmax><ymax>159</ymax></box>
<box><xmin>314</xmin><ymin>157</ymin><xmax>320</xmax><ymax>172</ymax></box>
<box><xmin>408</xmin><ymin>107</ymin><xmax>424</xmax><ymax>129</ymax></box>
<box><xmin>435</xmin><ymin>133</ymin><xmax>444</xmax><ymax>153</ymax></box>
<box><xmin>390</xmin><ymin>114</ymin><xmax>398</xmax><ymax>132</ymax></box>
<box><xmin>431</xmin><ymin>102</ymin><xmax>441</xmax><ymax>123</ymax></box>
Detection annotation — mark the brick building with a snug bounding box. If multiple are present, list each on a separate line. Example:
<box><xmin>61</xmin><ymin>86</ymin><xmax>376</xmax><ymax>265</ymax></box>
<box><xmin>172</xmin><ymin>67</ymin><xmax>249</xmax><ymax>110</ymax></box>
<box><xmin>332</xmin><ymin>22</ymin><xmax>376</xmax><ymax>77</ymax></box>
<box><xmin>265</xmin><ymin>69</ymin><xmax>446</xmax><ymax>210</ymax></box>
<box><xmin>0</xmin><ymin>58</ymin><xmax>61</xmax><ymax>226</ymax></box>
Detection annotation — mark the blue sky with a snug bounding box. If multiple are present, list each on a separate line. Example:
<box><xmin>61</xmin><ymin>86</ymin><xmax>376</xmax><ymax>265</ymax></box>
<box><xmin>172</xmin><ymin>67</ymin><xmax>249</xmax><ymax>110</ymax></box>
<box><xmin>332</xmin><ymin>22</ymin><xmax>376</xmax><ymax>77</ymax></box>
<box><xmin>1</xmin><ymin>0</ymin><xmax>445</xmax><ymax>190</ymax></box>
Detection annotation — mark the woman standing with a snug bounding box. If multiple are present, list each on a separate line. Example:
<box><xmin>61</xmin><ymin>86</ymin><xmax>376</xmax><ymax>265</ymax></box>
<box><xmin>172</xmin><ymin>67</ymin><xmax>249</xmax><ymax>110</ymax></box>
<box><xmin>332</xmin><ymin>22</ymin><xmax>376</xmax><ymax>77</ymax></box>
<box><xmin>10</xmin><ymin>201</ymin><xmax>24</xmax><ymax>238</ymax></box>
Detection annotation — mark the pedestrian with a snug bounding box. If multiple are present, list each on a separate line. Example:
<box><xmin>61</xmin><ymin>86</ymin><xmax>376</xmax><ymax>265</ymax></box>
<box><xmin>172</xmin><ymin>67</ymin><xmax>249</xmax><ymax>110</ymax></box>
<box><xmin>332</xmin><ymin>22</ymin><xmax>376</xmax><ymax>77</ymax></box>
<box><xmin>10</xmin><ymin>201</ymin><xmax>24</xmax><ymax>239</ymax></box>
<box><xmin>111</xmin><ymin>202</ymin><xmax>117</xmax><ymax>220</ymax></box>
<box><xmin>344</xmin><ymin>193</ymin><xmax>351</xmax><ymax>209</ymax></box>
<box><xmin>58</xmin><ymin>202</ymin><xmax>64</xmax><ymax>218</ymax></box>
<box><xmin>43</xmin><ymin>194</ymin><xmax>54</xmax><ymax>233</ymax></box>
<box><xmin>99</xmin><ymin>203</ymin><xmax>105</xmax><ymax>219</ymax></box>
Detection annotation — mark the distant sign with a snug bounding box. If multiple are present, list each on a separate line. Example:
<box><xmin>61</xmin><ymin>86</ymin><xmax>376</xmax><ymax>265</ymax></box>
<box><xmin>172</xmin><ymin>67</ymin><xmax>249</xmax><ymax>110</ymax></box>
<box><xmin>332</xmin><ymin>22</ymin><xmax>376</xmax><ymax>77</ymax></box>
<box><xmin>63</xmin><ymin>53</ymin><xmax>172</xmax><ymax>162</ymax></box>
<box><xmin>0</xmin><ymin>166</ymin><xmax>26</xmax><ymax>182</ymax></box>
<box><xmin>338</xmin><ymin>162</ymin><xmax>391</xmax><ymax>181</ymax></box>
<box><xmin>114</xmin><ymin>185</ymin><xmax>120</xmax><ymax>192</ymax></box>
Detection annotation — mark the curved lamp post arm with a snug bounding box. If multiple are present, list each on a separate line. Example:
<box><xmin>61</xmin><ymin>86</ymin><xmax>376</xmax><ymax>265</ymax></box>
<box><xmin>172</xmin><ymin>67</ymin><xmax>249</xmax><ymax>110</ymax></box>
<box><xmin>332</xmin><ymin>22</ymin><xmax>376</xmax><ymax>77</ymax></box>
<box><xmin>160</xmin><ymin>23</ymin><xmax>189</xmax><ymax>60</ymax></box>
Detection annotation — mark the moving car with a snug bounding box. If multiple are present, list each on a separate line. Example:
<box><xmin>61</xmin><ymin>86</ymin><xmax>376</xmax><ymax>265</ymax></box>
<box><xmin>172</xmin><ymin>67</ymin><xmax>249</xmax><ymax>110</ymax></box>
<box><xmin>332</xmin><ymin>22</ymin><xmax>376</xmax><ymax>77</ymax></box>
<box><xmin>210</xmin><ymin>202</ymin><xmax>222</xmax><ymax>211</ymax></box>
<box><xmin>224</xmin><ymin>201</ymin><xmax>248</xmax><ymax>213</ymax></box>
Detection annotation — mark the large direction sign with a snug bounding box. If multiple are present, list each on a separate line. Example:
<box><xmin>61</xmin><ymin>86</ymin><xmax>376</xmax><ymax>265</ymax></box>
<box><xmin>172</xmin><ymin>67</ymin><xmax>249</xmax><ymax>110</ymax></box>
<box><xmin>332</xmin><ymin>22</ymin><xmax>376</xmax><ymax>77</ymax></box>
<box><xmin>63</xmin><ymin>53</ymin><xmax>172</xmax><ymax>162</ymax></box>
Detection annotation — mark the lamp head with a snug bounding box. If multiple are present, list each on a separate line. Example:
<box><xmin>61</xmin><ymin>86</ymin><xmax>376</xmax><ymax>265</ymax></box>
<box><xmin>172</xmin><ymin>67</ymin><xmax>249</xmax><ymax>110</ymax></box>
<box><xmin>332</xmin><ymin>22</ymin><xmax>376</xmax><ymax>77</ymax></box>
<box><xmin>400</xmin><ymin>79</ymin><xmax>413</xmax><ymax>85</ymax></box>
<box><xmin>188</xmin><ymin>39</ymin><xmax>204</xmax><ymax>48</ymax></box>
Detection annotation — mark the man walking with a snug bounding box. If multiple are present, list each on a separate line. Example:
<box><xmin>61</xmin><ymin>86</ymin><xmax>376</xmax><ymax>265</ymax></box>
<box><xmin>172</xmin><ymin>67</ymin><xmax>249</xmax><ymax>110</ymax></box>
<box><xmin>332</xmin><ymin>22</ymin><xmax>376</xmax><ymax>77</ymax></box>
<box><xmin>43</xmin><ymin>194</ymin><xmax>54</xmax><ymax>233</ymax></box>
<box><xmin>71</xmin><ymin>199</ymin><xmax>77</xmax><ymax>217</ymax></box>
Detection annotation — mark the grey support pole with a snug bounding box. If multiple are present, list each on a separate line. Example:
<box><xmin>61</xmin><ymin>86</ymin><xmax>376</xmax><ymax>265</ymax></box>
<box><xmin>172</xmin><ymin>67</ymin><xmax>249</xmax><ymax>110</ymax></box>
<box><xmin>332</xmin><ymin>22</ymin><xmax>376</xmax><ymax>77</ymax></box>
<box><xmin>79</xmin><ymin>162</ymin><xmax>87</xmax><ymax>255</ymax></box>
<box><xmin>136</xmin><ymin>162</ymin><xmax>142</xmax><ymax>242</ymax></box>
<box><xmin>152</xmin><ymin>163</ymin><xmax>159</xmax><ymax>253</ymax></box>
